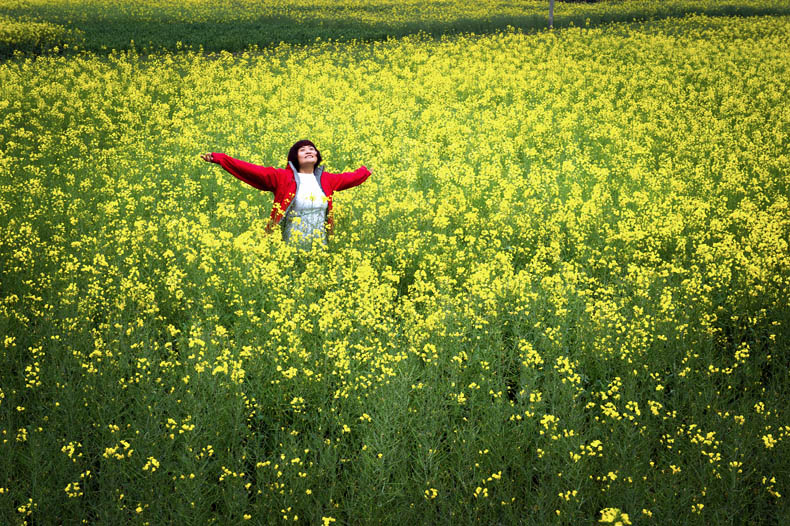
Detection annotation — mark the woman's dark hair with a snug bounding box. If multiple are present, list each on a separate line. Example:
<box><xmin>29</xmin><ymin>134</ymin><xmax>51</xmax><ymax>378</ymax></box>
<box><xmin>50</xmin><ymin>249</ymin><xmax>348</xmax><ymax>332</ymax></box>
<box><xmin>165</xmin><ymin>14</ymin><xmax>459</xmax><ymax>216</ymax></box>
<box><xmin>287</xmin><ymin>140</ymin><xmax>322</xmax><ymax>171</ymax></box>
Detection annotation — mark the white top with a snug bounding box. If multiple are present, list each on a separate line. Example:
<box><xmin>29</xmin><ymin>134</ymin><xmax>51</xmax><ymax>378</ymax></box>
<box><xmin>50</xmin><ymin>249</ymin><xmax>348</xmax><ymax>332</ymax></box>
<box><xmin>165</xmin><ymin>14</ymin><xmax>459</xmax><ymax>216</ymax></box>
<box><xmin>283</xmin><ymin>172</ymin><xmax>328</xmax><ymax>246</ymax></box>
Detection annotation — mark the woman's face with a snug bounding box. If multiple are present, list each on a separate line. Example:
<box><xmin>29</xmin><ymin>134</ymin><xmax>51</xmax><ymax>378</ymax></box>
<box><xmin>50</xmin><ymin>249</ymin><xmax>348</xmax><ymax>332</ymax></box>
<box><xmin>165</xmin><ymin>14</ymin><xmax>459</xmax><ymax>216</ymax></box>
<box><xmin>297</xmin><ymin>145</ymin><xmax>318</xmax><ymax>170</ymax></box>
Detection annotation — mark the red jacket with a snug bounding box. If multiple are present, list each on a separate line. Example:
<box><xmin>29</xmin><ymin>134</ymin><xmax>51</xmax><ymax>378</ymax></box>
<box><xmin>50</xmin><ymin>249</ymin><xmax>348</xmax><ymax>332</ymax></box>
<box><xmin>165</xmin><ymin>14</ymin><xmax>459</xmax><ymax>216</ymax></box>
<box><xmin>211</xmin><ymin>152</ymin><xmax>371</xmax><ymax>234</ymax></box>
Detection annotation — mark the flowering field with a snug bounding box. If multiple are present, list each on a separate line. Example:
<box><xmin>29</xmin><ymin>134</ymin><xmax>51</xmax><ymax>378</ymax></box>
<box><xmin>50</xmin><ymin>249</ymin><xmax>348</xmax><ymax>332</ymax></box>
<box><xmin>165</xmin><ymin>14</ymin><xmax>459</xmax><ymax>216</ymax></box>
<box><xmin>3</xmin><ymin>0</ymin><xmax>790</xmax><ymax>55</ymax></box>
<box><xmin>2</xmin><ymin>1</ymin><xmax>790</xmax><ymax>524</ymax></box>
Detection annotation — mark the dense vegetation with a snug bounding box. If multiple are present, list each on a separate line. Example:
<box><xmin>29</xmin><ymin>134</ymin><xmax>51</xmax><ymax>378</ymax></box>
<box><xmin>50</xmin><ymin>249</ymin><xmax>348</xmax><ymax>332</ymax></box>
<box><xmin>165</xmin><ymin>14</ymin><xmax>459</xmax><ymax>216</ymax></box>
<box><xmin>2</xmin><ymin>0</ymin><xmax>790</xmax><ymax>56</ymax></box>
<box><xmin>1</xmin><ymin>1</ymin><xmax>789</xmax><ymax>524</ymax></box>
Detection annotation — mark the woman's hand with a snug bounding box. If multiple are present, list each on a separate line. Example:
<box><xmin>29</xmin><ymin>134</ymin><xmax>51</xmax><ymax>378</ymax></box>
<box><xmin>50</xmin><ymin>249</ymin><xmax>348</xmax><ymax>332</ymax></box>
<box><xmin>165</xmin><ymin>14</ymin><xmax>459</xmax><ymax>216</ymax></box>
<box><xmin>200</xmin><ymin>153</ymin><xmax>214</xmax><ymax>163</ymax></box>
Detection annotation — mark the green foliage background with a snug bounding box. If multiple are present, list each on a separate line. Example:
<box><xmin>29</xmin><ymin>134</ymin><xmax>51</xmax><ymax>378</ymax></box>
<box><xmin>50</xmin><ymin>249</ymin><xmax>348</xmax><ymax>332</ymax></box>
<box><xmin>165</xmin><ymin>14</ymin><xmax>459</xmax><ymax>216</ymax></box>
<box><xmin>2</xmin><ymin>0</ymin><xmax>790</xmax><ymax>56</ymax></box>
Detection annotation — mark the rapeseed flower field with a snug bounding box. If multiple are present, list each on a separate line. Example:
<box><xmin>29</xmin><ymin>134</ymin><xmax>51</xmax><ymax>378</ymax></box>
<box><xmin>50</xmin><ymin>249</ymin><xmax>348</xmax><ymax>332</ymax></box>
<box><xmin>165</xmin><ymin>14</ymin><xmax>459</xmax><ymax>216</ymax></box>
<box><xmin>1</xmin><ymin>1</ymin><xmax>789</xmax><ymax>524</ymax></box>
<box><xmin>4</xmin><ymin>0</ymin><xmax>790</xmax><ymax>54</ymax></box>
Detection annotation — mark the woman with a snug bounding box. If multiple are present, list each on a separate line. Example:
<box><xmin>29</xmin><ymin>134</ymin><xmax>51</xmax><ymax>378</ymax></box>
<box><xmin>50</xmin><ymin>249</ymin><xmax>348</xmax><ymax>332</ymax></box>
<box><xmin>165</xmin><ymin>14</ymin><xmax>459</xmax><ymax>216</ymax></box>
<box><xmin>201</xmin><ymin>140</ymin><xmax>371</xmax><ymax>247</ymax></box>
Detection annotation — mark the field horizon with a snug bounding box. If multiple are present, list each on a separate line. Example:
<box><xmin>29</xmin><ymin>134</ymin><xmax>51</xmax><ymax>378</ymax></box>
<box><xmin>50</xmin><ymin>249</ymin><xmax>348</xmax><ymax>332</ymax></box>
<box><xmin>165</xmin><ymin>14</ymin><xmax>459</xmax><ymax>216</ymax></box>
<box><xmin>3</xmin><ymin>0</ymin><xmax>790</xmax><ymax>57</ymax></box>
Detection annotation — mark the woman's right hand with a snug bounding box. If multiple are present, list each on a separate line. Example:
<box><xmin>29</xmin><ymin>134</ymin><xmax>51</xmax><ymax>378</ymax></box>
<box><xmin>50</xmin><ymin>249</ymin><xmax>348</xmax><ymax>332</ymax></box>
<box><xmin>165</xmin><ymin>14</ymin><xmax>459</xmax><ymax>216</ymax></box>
<box><xmin>200</xmin><ymin>153</ymin><xmax>214</xmax><ymax>163</ymax></box>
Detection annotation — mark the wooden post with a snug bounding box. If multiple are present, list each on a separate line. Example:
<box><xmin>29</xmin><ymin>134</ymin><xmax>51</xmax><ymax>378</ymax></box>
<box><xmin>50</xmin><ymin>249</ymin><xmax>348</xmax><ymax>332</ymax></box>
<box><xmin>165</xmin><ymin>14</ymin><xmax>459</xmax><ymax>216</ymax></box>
<box><xmin>549</xmin><ymin>0</ymin><xmax>555</xmax><ymax>29</ymax></box>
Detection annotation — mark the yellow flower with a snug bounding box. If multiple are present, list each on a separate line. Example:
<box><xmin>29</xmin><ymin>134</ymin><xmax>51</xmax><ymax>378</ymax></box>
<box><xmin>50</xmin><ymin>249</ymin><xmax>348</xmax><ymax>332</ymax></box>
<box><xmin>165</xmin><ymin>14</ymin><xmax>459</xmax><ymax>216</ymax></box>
<box><xmin>599</xmin><ymin>508</ymin><xmax>631</xmax><ymax>525</ymax></box>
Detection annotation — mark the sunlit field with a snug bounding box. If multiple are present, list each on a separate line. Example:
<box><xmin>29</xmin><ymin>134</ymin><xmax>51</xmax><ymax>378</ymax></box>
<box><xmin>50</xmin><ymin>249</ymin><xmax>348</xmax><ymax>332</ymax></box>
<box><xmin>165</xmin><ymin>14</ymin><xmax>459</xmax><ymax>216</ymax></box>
<box><xmin>2</xmin><ymin>1</ymin><xmax>789</xmax><ymax>524</ymax></box>
<box><xmin>3</xmin><ymin>0</ymin><xmax>790</xmax><ymax>55</ymax></box>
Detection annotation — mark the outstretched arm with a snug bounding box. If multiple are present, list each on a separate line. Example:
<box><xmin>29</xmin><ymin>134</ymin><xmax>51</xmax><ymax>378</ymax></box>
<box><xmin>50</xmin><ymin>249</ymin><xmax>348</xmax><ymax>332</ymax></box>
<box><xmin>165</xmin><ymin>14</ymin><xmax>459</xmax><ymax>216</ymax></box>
<box><xmin>325</xmin><ymin>165</ymin><xmax>372</xmax><ymax>192</ymax></box>
<box><xmin>201</xmin><ymin>152</ymin><xmax>279</xmax><ymax>192</ymax></box>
